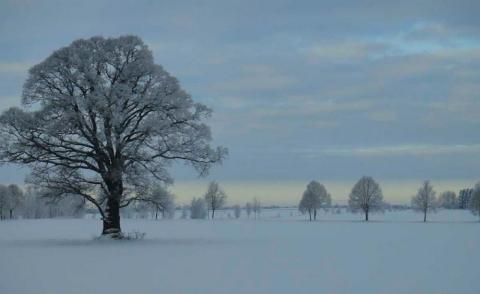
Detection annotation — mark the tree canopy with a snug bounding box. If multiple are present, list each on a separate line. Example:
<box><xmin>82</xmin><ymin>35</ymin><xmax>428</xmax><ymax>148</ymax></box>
<box><xmin>0</xmin><ymin>35</ymin><xmax>227</xmax><ymax>236</ymax></box>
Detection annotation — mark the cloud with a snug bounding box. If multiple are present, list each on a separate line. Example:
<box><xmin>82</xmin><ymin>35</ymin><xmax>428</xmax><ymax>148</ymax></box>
<box><xmin>296</xmin><ymin>144</ymin><xmax>480</xmax><ymax>158</ymax></box>
<box><xmin>368</xmin><ymin>110</ymin><xmax>397</xmax><ymax>122</ymax></box>
<box><xmin>0</xmin><ymin>0</ymin><xmax>479</xmax><ymax>183</ymax></box>
<box><xmin>212</xmin><ymin>64</ymin><xmax>297</xmax><ymax>93</ymax></box>
<box><xmin>305</xmin><ymin>40</ymin><xmax>391</xmax><ymax>62</ymax></box>
<box><xmin>405</xmin><ymin>22</ymin><xmax>458</xmax><ymax>43</ymax></box>
<box><xmin>261</xmin><ymin>99</ymin><xmax>373</xmax><ymax>117</ymax></box>
<box><xmin>0</xmin><ymin>62</ymin><xmax>31</xmax><ymax>74</ymax></box>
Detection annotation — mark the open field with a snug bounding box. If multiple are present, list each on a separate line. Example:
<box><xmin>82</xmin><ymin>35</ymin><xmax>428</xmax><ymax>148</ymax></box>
<box><xmin>1</xmin><ymin>209</ymin><xmax>479</xmax><ymax>294</ymax></box>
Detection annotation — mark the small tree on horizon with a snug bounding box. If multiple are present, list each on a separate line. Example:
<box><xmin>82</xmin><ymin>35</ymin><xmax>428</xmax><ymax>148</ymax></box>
<box><xmin>469</xmin><ymin>182</ymin><xmax>480</xmax><ymax>221</ymax></box>
<box><xmin>0</xmin><ymin>185</ymin><xmax>9</xmax><ymax>220</ymax></box>
<box><xmin>411</xmin><ymin>180</ymin><xmax>437</xmax><ymax>222</ymax></box>
<box><xmin>204</xmin><ymin>181</ymin><xmax>227</xmax><ymax>219</ymax></box>
<box><xmin>245</xmin><ymin>202</ymin><xmax>252</xmax><ymax>218</ymax></box>
<box><xmin>190</xmin><ymin>198</ymin><xmax>207</xmax><ymax>219</ymax></box>
<box><xmin>145</xmin><ymin>184</ymin><xmax>175</xmax><ymax>219</ymax></box>
<box><xmin>348</xmin><ymin>176</ymin><xmax>384</xmax><ymax>221</ymax></box>
<box><xmin>252</xmin><ymin>198</ymin><xmax>261</xmax><ymax>219</ymax></box>
<box><xmin>438</xmin><ymin>191</ymin><xmax>457</xmax><ymax>209</ymax></box>
<box><xmin>299</xmin><ymin>181</ymin><xmax>331</xmax><ymax>221</ymax></box>
<box><xmin>6</xmin><ymin>184</ymin><xmax>24</xmax><ymax>219</ymax></box>
<box><xmin>233</xmin><ymin>205</ymin><xmax>241</xmax><ymax>219</ymax></box>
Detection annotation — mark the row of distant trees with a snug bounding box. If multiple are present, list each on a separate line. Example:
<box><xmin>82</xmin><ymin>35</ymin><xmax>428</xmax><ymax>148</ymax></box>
<box><xmin>0</xmin><ymin>180</ymin><xmax>256</xmax><ymax>221</ymax></box>
<box><xmin>3</xmin><ymin>178</ymin><xmax>480</xmax><ymax>222</ymax></box>
<box><xmin>0</xmin><ymin>185</ymin><xmax>86</xmax><ymax>220</ymax></box>
<box><xmin>298</xmin><ymin>176</ymin><xmax>480</xmax><ymax>222</ymax></box>
<box><xmin>184</xmin><ymin>181</ymin><xmax>261</xmax><ymax>220</ymax></box>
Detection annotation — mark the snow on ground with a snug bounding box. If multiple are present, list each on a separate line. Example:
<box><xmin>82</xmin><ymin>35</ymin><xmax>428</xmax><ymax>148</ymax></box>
<box><xmin>0</xmin><ymin>209</ymin><xmax>479</xmax><ymax>294</ymax></box>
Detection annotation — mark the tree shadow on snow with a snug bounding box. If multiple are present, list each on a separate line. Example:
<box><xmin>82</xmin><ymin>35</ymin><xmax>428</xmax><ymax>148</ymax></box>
<box><xmin>5</xmin><ymin>237</ymin><xmax>235</xmax><ymax>248</ymax></box>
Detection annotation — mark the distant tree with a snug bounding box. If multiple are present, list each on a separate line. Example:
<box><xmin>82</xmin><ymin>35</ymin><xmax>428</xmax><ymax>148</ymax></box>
<box><xmin>0</xmin><ymin>185</ymin><xmax>8</xmax><ymax>220</ymax></box>
<box><xmin>204</xmin><ymin>181</ymin><xmax>227</xmax><ymax>219</ymax></box>
<box><xmin>0</xmin><ymin>35</ymin><xmax>226</xmax><ymax>237</ymax></box>
<box><xmin>190</xmin><ymin>198</ymin><xmax>207</xmax><ymax>219</ymax></box>
<box><xmin>133</xmin><ymin>201</ymin><xmax>150</xmax><ymax>218</ymax></box>
<box><xmin>37</xmin><ymin>187</ymin><xmax>87</xmax><ymax>218</ymax></box>
<box><xmin>459</xmin><ymin>189</ymin><xmax>473</xmax><ymax>209</ymax></box>
<box><xmin>181</xmin><ymin>205</ymin><xmax>188</xmax><ymax>219</ymax></box>
<box><xmin>246</xmin><ymin>202</ymin><xmax>252</xmax><ymax>218</ymax></box>
<box><xmin>233</xmin><ymin>205</ymin><xmax>241</xmax><ymax>219</ymax></box>
<box><xmin>53</xmin><ymin>194</ymin><xmax>86</xmax><ymax>218</ymax></box>
<box><xmin>6</xmin><ymin>184</ymin><xmax>24</xmax><ymax>219</ymax></box>
<box><xmin>144</xmin><ymin>184</ymin><xmax>175</xmax><ymax>219</ymax></box>
<box><xmin>411</xmin><ymin>180</ymin><xmax>437</xmax><ymax>222</ymax></box>
<box><xmin>348</xmin><ymin>176</ymin><xmax>384</xmax><ymax>221</ymax></box>
<box><xmin>252</xmin><ymin>198</ymin><xmax>261</xmax><ymax>219</ymax></box>
<box><xmin>21</xmin><ymin>186</ymin><xmax>48</xmax><ymax>219</ymax></box>
<box><xmin>438</xmin><ymin>191</ymin><xmax>457</xmax><ymax>209</ymax></box>
<box><xmin>469</xmin><ymin>182</ymin><xmax>480</xmax><ymax>221</ymax></box>
<box><xmin>20</xmin><ymin>186</ymin><xmax>85</xmax><ymax>219</ymax></box>
<box><xmin>298</xmin><ymin>181</ymin><xmax>331</xmax><ymax>221</ymax></box>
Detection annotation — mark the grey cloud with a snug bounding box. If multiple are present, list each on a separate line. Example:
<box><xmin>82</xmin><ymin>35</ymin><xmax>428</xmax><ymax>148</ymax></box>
<box><xmin>0</xmin><ymin>0</ymin><xmax>479</xmax><ymax>183</ymax></box>
<box><xmin>295</xmin><ymin>144</ymin><xmax>480</xmax><ymax>158</ymax></box>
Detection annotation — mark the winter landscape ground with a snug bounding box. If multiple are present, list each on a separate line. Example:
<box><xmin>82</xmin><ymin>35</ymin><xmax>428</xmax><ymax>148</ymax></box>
<box><xmin>1</xmin><ymin>209</ymin><xmax>478</xmax><ymax>294</ymax></box>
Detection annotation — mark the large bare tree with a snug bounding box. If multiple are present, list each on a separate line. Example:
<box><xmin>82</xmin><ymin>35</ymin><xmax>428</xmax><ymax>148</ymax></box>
<box><xmin>0</xmin><ymin>36</ymin><xmax>227</xmax><ymax>237</ymax></box>
<box><xmin>348</xmin><ymin>176</ymin><xmax>384</xmax><ymax>221</ymax></box>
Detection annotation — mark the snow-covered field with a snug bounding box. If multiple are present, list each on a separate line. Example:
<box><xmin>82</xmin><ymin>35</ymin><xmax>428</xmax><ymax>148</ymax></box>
<box><xmin>1</xmin><ymin>209</ymin><xmax>479</xmax><ymax>294</ymax></box>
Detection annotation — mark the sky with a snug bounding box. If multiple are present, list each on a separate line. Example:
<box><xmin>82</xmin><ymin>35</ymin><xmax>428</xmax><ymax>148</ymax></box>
<box><xmin>0</xmin><ymin>0</ymin><xmax>479</xmax><ymax>204</ymax></box>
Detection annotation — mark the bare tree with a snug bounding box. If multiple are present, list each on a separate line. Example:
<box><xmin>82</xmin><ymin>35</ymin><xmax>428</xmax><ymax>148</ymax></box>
<box><xmin>181</xmin><ymin>205</ymin><xmax>188</xmax><ymax>219</ymax></box>
<box><xmin>190</xmin><ymin>198</ymin><xmax>207</xmax><ymax>219</ymax></box>
<box><xmin>298</xmin><ymin>181</ymin><xmax>331</xmax><ymax>221</ymax></box>
<box><xmin>233</xmin><ymin>205</ymin><xmax>241</xmax><ymax>219</ymax></box>
<box><xmin>21</xmin><ymin>186</ymin><xmax>51</xmax><ymax>219</ymax></box>
<box><xmin>245</xmin><ymin>202</ymin><xmax>252</xmax><ymax>218</ymax></box>
<box><xmin>0</xmin><ymin>185</ymin><xmax>8</xmax><ymax>220</ymax></box>
<box><xmin>411</xmin><ymin>180</ymin><xmax>437</xmax><ymax>222</ymax></box>
<box><xmin>0</xmin><ymin>36</ymin><xmax>226</xmax><ymax>237</ymax></box>
<box><xmin>6</xmin><ymin>184</ymin><xmax>24</xmax><ymax>219</ymax></box>
<box><xmin>438</xmin><ymin>191</ymin><xmax>457</xmax><ymax>209</ymax></box>
<box><xmin>469</xmin><ymin>182</ymin><xmax>480</xmax><ymax>221</ymax></box>
<box><xmin>20</xmin><ymin>185</ymin><xmax>85</xmax><ymax>219</ymax></box>
<box><xmin>204</xmin><ymin>181</ymin><xmax>227</xmax><ymax>219</ymax></box>
<box><xmin>252</xmin><ymin>198</ymin><xmax>261</xmax><ymax>219</ymax></box>
<box><xmin>143</xmin><ymin>184</ymin><xmax>175</xmax><ymax>219</ymax></box>
<box><xmin>348</xmin><ymin>176</ymin><xmax>384</xmax><ymax>221</ymax></box>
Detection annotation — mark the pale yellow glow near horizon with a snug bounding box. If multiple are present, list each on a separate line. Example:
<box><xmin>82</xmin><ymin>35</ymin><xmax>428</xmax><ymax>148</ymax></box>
<box><xmin>170</xmin><ymin>179</ymin><xmax>478</xmax><ymax>206</ymax></box>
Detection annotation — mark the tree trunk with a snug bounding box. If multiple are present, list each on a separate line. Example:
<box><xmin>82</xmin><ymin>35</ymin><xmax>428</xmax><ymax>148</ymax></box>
<box><xmin>102</xmin><ymin>166</ymin><xmax>124</xmax><ymax>237</ymax></box>
<box><xmin>102</xmin><ymin>197</ymin><xmax>121</xmax><ymax>237</ymax></box>
<box><xmin>423</xmin><ymin>210</ymin><xmax>427</xmax><ymax>222</ymax></box>
<box><xmin>314</xmin><ymin>209</ymin><xmax>317</xmax><ymax>221</ymax></box>
<box><xmin>155</xmin><ymin>209</ymin><xmax>158</xmax><ymax>220</ymax></box>
<box><xmin>212</xmin><ymin>209</ymin><xmax>215</xmax><ymax>219</ymax></box>
<box><xmin>9</xmin><ymin>209</ymin><xmax>13</xmax><ymax>219</ymax></box>
<box><xmin>365</xmin><ymin>209</ymin><xmax>369</xmax><ymax>221</ymax></box>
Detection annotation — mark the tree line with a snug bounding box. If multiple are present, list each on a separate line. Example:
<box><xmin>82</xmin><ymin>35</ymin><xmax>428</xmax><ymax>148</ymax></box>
<box><xmin>2</xmin><ymin>178</ymin><xmax>480</xmax><ymax>223</ymax></box>
<box><xmin>298</xmin><ymin>177</ymin><xmax>480</xmax><ymax>222</ymax></box>
<box><xmin>0</xmin><ymin>185</ymin><xmax>86</xmax><ymax>220</ymax></box>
